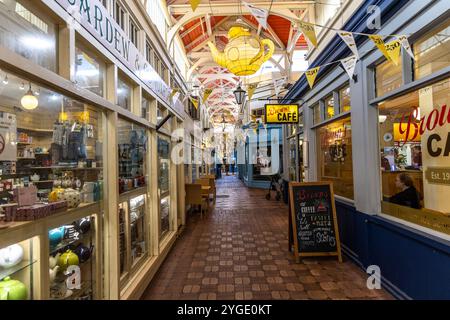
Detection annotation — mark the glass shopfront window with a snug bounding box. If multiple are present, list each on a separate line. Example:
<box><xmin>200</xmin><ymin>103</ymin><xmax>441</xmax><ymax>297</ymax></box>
<box><xmin>298</xmin><ymin>133</ymin><xmax>305</xmax><ymax>182</ymax></box>
<box><xmin>118</xmin><ymin>193</ymin><xmax>149</xmax><ymax>284</ymax></box>
<box><xmin>317</xmin><ymin>116</ymin><xmax>354</xmax><ymax>199</ymax></box>
<box><xmin>325</xmin><ymin>95</ymin><xmax>335</xmax><ymax>119</ymax></box>
<box><xmin>158</xmin><ymin>135</ymin><xmax>171</xmax><ymax>239</ymax></box>
<box><xmin>378</xmin><ymin>78</ymin><xmax>450</xmax><ymax>235</ymax></box>
<box><xmin>117</xmin><ymin>118</ymin><xmax>147</xmax><ymax>194</ymax></box>
<box><xmin>0</xmin><ymin>0</ymin><xmax>57</xmax><ymax>71</ymax></box>
<box><xmin>0</xmin><ymin>69</ymin><xmax>104</xmax><ymax>215</ymax></box>
<box><xmin>74</xmin><ymin>43</ymin><xmax>106</xmax><ymax>97</ymax></box>
<box><xmin>339</xmin><ymin>85</ymin><xmax>351</xmax><ymax>113</ymax></box>
<box><xmin>141</xmin><ymin>94</ymin><xmax>151</xmax><ymax>120</ymax></box>
<box><xmin>313</xmin><ymin>103</ymin><xmax>321</xmax><ymax>125</ymax></box>
<box><xmin>288</xmin><ymin>137</ymin><xmax>297</xmax><ymax>181</ymax></box>
<box><xmin>117</xmin><ymin>76</ymin><xmax>132</xmax><ymax>111</ymax></box>
<box><xmin>414</xmin><ymin>20</ymin><xmax>450</xmax><ymax>80</ymax></box>
<box><xmin>376</xmin><ymin>59</ymin><xmax>402</xmax><ymax>97</ymax></box>
<box><xmin>0</xmin><ymin>236</ymin><xmax>39</xmax><ymax>299</ymax></box>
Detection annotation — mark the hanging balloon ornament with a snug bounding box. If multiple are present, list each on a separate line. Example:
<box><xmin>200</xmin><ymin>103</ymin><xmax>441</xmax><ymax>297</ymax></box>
<box><xmin>208</xmin><ymin>26</ymin><xmax>274</xmax><ymax>76</ymax></box>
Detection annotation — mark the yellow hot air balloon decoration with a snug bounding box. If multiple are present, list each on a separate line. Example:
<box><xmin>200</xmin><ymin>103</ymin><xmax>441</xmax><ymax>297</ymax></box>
<box><xmin>208</xmin><ymin>26</ymin><xmax>274</xmax><ymax>76</ymax></box>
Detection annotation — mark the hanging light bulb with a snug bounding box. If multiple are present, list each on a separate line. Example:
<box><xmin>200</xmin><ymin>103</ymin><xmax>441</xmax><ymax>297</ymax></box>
<box><xmin>21</xmin><ymin>83</ymin><xmax>39</xmax><ymax>110</ymax></box>
<box><xmin>2</xmin><ymin>74</ymin><xmax>8</xmax><ymax>85</ymax></box>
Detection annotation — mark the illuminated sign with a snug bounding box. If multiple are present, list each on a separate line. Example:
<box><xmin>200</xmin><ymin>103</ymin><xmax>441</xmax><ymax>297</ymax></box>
<box><xmin>264</xmin><ymin>104</ymin><xmax>299</xmax><ymax>124</ymax></box>
<box><xmin>49</xmin><ymin>0</ymin><xmax>184</xmax><ymax>116</ymax></box>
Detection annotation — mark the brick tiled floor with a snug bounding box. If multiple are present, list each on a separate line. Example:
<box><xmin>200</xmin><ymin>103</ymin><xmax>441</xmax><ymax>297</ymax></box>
<box><xmin>141</xmin><ymin>175</ymin><xmax>393</xmax><ymax>300</ymax></box>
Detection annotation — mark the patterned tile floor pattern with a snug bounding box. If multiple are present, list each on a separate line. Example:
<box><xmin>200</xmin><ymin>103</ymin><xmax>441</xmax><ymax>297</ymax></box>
<box><xmin>142</xmin><ymin>175</ymin><xmax>392</xmax><ymax>300</ymax></box>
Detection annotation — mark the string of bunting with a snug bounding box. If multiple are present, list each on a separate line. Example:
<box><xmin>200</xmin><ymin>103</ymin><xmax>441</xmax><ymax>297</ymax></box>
<box><xmin>292</xmin><ymin>20</ymin><xmax>414</xmax><ymax>88</ymax></box>
<box><xmin>187</xmin><ymin>1</ymin><xmax>416</xmax><ymax>90</ymax></box>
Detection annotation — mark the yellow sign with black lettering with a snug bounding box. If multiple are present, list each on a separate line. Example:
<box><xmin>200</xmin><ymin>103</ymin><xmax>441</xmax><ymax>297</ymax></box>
<box><xmin>265</xmin><ymin>104</ymin><xmax>299</xmax><ymax>124</ymax></box>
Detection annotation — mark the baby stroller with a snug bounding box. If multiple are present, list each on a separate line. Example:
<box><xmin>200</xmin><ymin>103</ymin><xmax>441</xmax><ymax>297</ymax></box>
<box><xmin>266</xmin><ymin>173</ymin><xmax>284</xmax><ymax>201</ymax></box>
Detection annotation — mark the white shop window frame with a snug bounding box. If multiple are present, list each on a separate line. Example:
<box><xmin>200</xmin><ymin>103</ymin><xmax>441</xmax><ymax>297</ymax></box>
<box><xmin>364</xmin><ymin>12</ymin><xmax>450</xmax><ymax>240</ymax></box>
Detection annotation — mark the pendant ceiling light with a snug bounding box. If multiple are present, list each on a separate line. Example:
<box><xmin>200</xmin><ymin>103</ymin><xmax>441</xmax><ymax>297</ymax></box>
<box><xmin>21</xmin><ymin>83</ymin><xmax>39</xmax><ymax>110</ymax></box>
<box><xmin>233</xmin><ymin>85</ymin><xmax>246</xmax><ymax>105</ymax></box>
<box><xmin>208</xmin><ymin>26</ymin><xmax>274</xmax><ymax>76</ymax></box>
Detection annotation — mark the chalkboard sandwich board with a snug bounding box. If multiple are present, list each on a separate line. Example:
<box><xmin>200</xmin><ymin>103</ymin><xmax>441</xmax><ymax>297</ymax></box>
<box><xmin>289</xmin><ymin>181</ymin><xmax>342</xmax><ymax>263</ymax></box>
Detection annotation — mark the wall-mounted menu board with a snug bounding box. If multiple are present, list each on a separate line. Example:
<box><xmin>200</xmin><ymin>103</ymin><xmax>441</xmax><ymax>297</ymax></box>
<box><xmin>289</xmin><ymin>182</ymin><xmax>342</xmax><ymax>262</ymax></box>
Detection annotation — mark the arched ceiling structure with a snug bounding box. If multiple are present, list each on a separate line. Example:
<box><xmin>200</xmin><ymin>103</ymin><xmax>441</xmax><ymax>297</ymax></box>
<box><xmin>167</xmin><ymin>1</ymin><xmax>314</xmax><ymax>126</ymax></box>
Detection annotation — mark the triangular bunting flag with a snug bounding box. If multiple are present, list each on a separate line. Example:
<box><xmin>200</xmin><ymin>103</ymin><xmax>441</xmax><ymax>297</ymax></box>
<box><xmin>305</xmin><ymin>67</ymin><xmax>320</xmax><ymax>89</ymax></box>
<box><xmin>341</xmin><ymin>55</ymin><xmax>357</xmax><ymax>79</ymax></box>
<box><xmin>398</xmin><ymin>35</ymin><xmax>414</xmax><ymax>59</ymax></box>
<box><xmin>243</xmin><ymin>1</ymin><xmax>268</xmax><ymax>29</ymax></box>
<box><xmin>189</xmin><ymin>0</ymin><xmax>201</xmax><ymax>12</ymax></box>
<box><xmin>170</xmin><ymin>88</ymin><xmax>179</xmax><ymax>99</ymax></box>
<box><xmin>385</xmin><ymin>39</ymin><xmax>402</xmax><ymax>66</ymax></box>
<box><xmin>247</xmin><ymin>84</ymin><xmax>258</xmax><ymax>101</ymax></box>
<box><xmin>190</xmin><ymin>97</ymin><xmax>199</xmax><ymax>110</ymax></box>
<box><xmin>298</xmin><ymin>21</ymin><xmax>317</xmax><ymax>48</ymax></box>
<box><xmin>337</xmin><ymin>31</ymin><xmax>359</xmax><ymax>59</ymax></box>
<box><xmin>203</xmin><ymin>88</ymin><xmax>213</xmax><ymax>102</ymax></box>
<box><xmin>369</xmin><ymin>35</ymin><xmax>391</xmax><ymax>61</ymax></box>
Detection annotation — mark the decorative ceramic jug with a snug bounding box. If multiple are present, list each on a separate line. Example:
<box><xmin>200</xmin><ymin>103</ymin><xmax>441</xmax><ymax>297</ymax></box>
<box><xmin>0</xmin><ymin>244</ymin><xmax>24</xmax><ymax>268</ymax></box>
<box><xmin>207</xmin><ymin>26</ymin><xmax>274</xmax><ymax>76</ymax></box>
<box><xmin>0</xmin><ymin>277</ymin><xmax>27</xmax><ymax>300</ymax></box>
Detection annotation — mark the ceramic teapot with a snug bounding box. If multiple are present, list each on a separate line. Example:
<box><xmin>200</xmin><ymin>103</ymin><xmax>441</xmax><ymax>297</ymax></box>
<box><xmin>63</xmin><ymin>188</ymin><xmax>81</xmax><ymax>208</ymax></box>
<box><xmin>74</xmin><ymin>244</ymin><xmax>94</xmax><ymax>263</ymax></box>
<box><xmin>49</xmin><ymin>265</ymin><xmax>60</xmax><ymax>282</ymax></box>
<box><xmin>207</xmin><ymin>26</ymin><xmax>274</xmax><ymax>76</ymax></box>
<box><xmin>48</xmin><ymin>187</ymin><xmax>65</xmax><ymax>203</ymax></box>
<box><xmin>49</xmin><ymin>227</ymin><xmax>65</xmax><ymax>247</ymax></box>
<box><xmin>30</xmin><ymin>173</ymin><xmax>40</xmax><ymax>182</ymax></box>
<box><xmin>0</xmin><ymin>277</ymin><xmax>27</xmax><ymax>300</ymax></box>
<box><xmin>58</xmin><ymin>249</ymin><xmax>79</xmax><ymax>270</ymax></box>
<box><xmin>74</xmin><ymin>217</ymin><xmax>91</xmax><ymax>234</ymax></box>
<box><xmin>0</xmin><ymin>244</ymin><xmax>24</xmax><ymax>268</ymax></box>
<box><xmin>49</xmin><ymin>252</ymin><xmax>61</xmax><ymax>269</ymax></box>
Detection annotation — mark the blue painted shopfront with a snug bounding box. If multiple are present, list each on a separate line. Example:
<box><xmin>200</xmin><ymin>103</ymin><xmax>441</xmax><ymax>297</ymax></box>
<box><xmin>284</xmin><ymin>0</ymin><xmax>450</xmax><ymax>299</ymax></box>
<box><xmin>238</xmin><ymin>124</ymin><xmax>283</xmax><ymax>189</ymax></box>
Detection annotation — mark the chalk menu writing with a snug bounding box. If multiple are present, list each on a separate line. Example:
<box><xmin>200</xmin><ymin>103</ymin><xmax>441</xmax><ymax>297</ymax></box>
<box><xmin>291</xmin><ymin>184</ymin><xmax>338</xmax><ymax>253</ymax></box>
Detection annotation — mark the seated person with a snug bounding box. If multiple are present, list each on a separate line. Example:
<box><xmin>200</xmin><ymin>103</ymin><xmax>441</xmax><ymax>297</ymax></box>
<box><xmin>389</xmin><ymin>173</ymin><xmax>421</xmax><ymax>209</ymax></box>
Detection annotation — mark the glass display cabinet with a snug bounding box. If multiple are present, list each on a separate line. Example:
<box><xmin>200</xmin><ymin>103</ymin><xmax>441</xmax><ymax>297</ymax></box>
<box><xmin>119</xmin><ymin>193</ymin><xmax>149</xmax><ymax>288</ymax></box>
<box><xmin>157</xmin><ymin>136</ymin><xmax>170</xmax><ymax>239</ymax></box>
<box><xmin>48</xmin><ymin>213</ymin><xmax>98</xmax><ymax>300</ymax></box>
<box><xmin>0</xmin><ymin>236</ymin><xmax>40</xmax><ymax>300</ymax></box>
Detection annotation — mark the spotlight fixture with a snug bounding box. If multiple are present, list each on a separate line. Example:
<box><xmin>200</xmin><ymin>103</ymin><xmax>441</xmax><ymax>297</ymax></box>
<box><xmin>2</xmin><ymin>74</ymin><xmax>8</xmax><ymax>85</ymax></box>
<box><xmin>20</xmin><ymin>82</ymin><xmax>25</xmax><ymax>90</ymax></box>
<box><xmin>21</xmin><ymin>83</ymin><xmax>39</xmax><ymax>110</ymax></box>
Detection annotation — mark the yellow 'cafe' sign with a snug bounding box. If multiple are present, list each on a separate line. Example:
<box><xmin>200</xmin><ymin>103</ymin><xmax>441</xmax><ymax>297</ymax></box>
<box><xmin>265</xmin><ymin>104</ymin><xmax>299</xmax><ymax>124</ymax></box>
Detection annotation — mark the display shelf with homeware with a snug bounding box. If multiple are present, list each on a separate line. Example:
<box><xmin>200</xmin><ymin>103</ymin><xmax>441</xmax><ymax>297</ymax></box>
<box><xmin>118</xmin><ymin>119</ymin><xmax>148</xmax><ymax>195</ymax></box>
<box><xmin>0</xmin><ymin>237</ymin><xmax>40</xmax><ymax>300</ymax></box>
<box><xmin>48</xmin><ymin>215</ymin><xmax>97</xmax><ymax>300</ymax></box>
<box><xmin>0</xmin><ymin>100</ymin><xmax>104</xmax><ymax>228</ymax></box>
